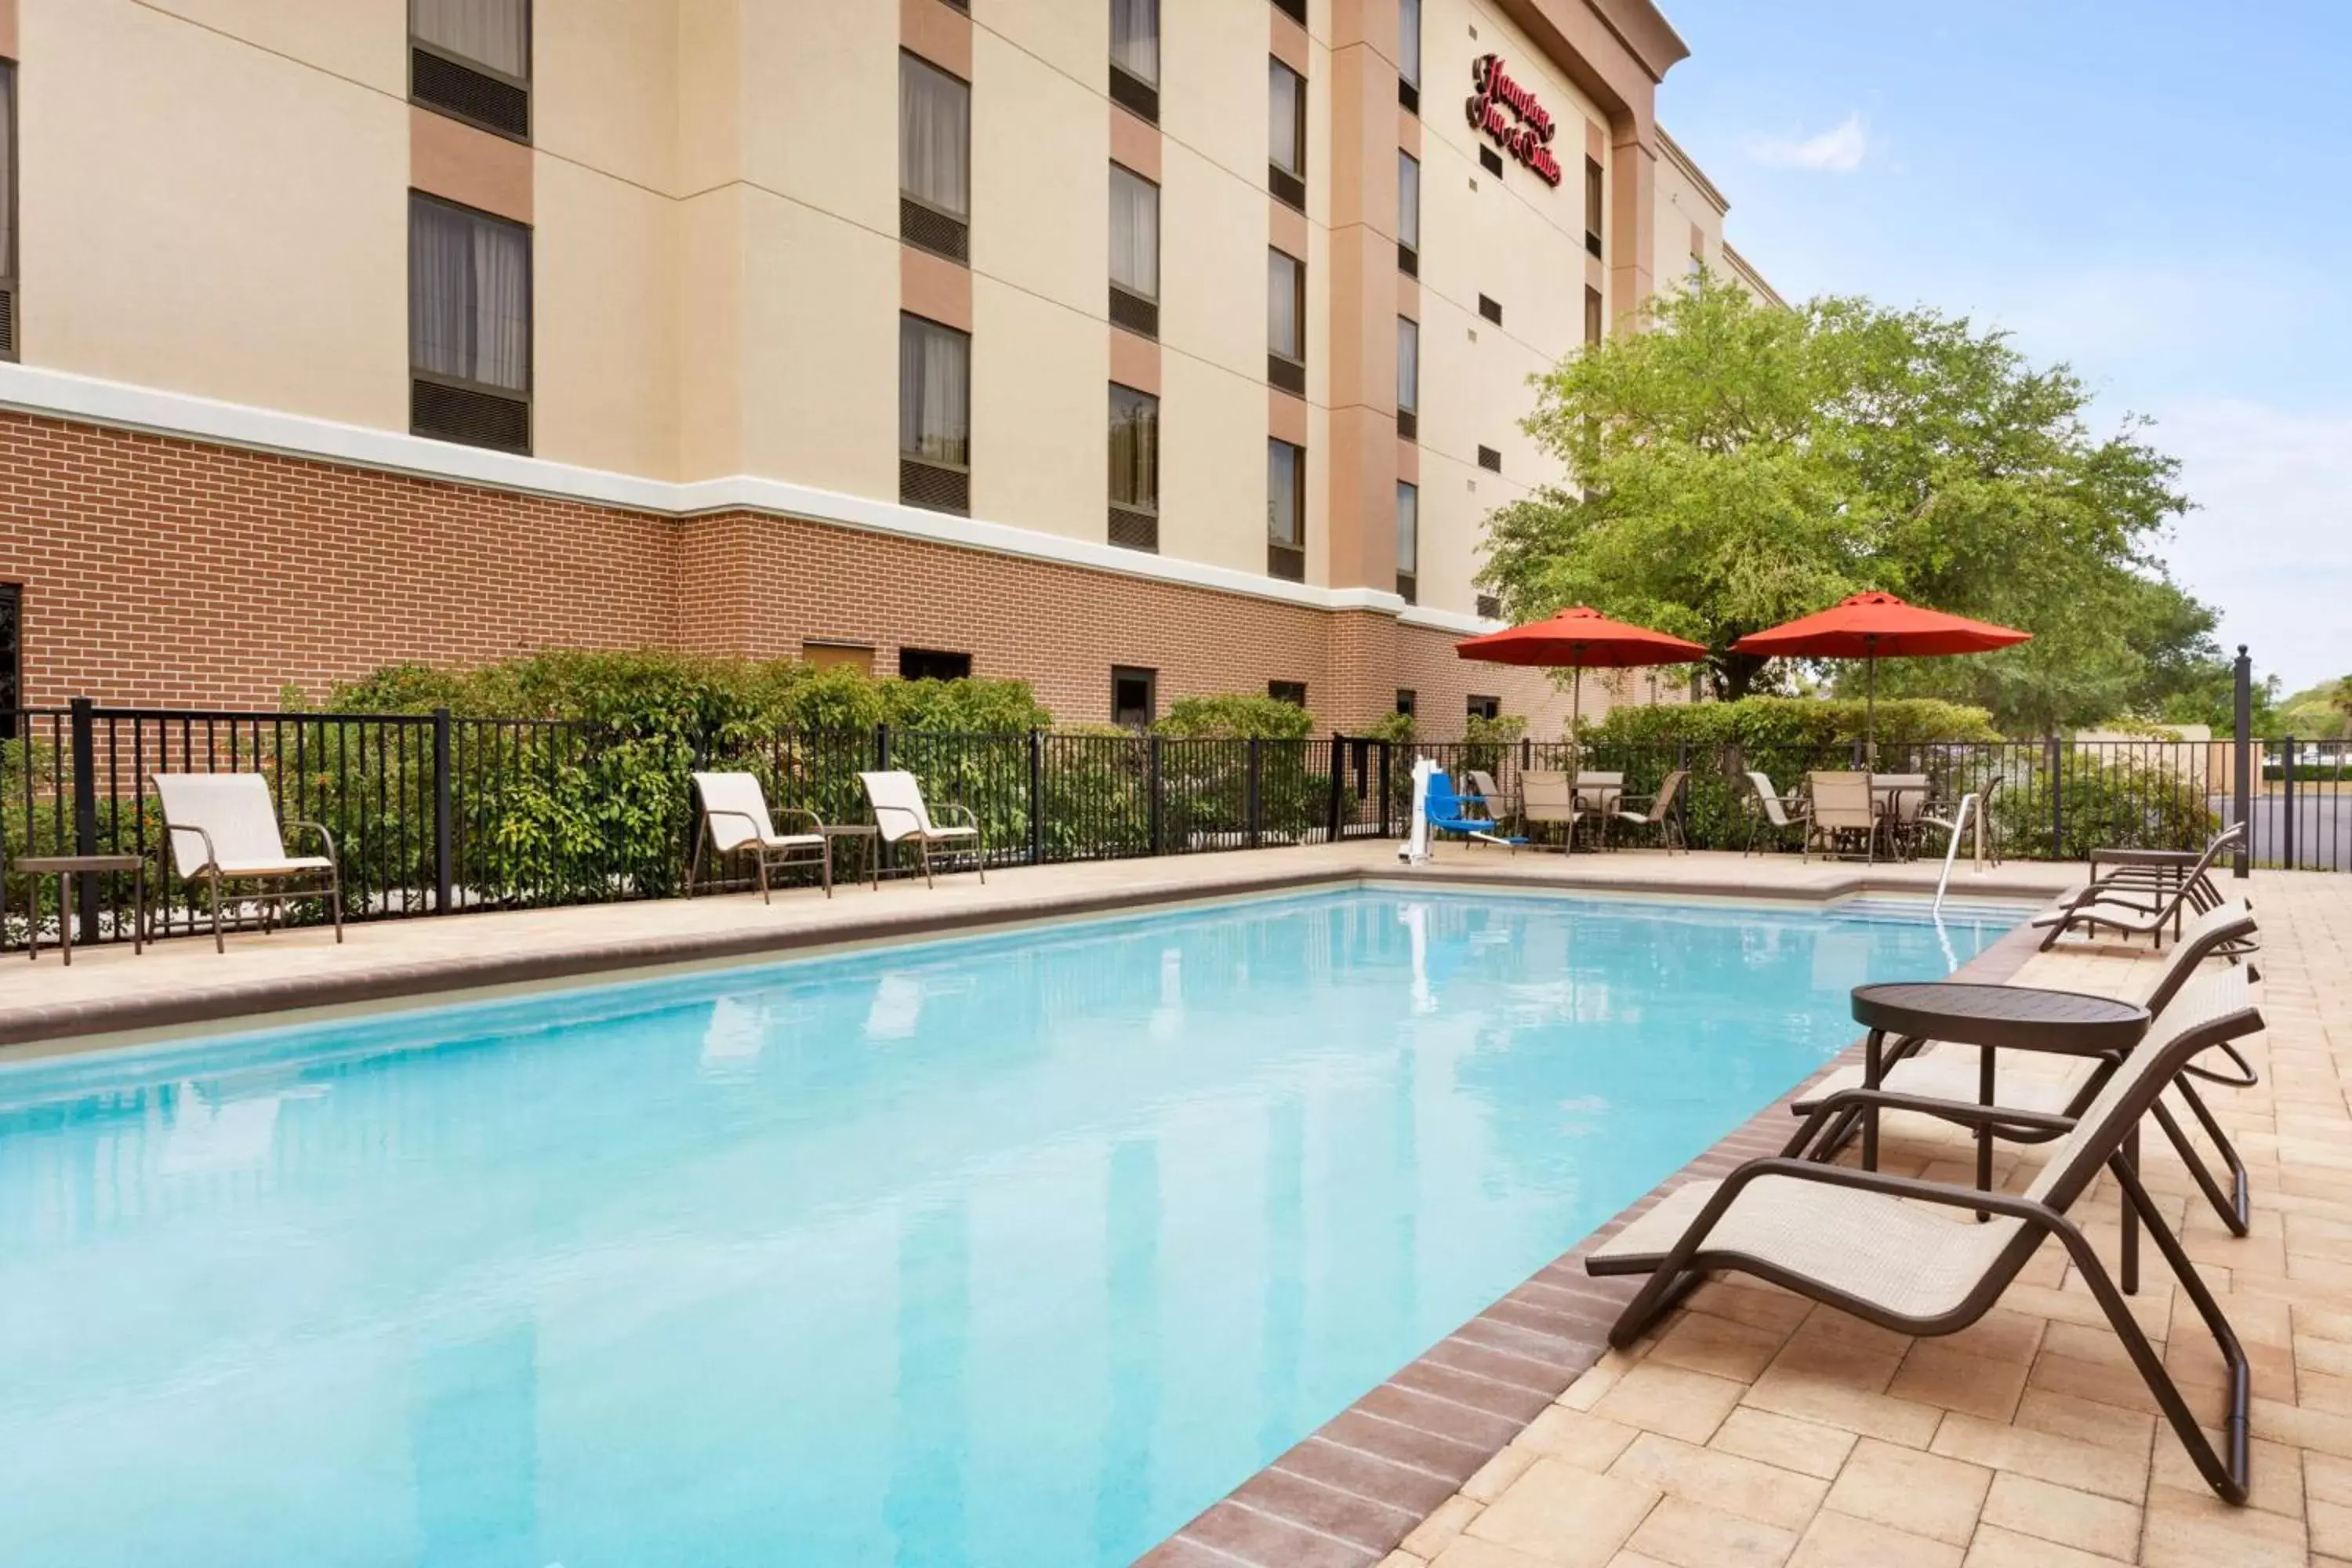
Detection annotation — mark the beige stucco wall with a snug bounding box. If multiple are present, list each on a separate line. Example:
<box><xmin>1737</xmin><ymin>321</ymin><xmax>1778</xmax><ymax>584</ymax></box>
<box><xmin>1653</xmin><ymin>136</ymin><xmax>1725</xmax><ymax>291</ymax></box>
<box><xmin>534</xmin><ymin>157</ymin><xmax>681</xmax><ymax>480</ymax></box>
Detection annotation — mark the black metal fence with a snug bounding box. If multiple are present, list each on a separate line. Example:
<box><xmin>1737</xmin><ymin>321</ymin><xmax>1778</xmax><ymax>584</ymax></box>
<box><xmin>2</xmin><ymin>697</ymin><xmax>2339</xmax><ymax>952</ymax></box>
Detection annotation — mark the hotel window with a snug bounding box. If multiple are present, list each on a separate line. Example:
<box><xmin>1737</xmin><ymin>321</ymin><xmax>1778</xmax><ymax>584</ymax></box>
<box><xmin>1395</xmin><ymin>481</ymin><xmax>1418</xmax><ymax>604</ymax></box>
<box><xmin>1109</xmin><ymin>383</ymin><xmax>1160</xmax><ymax>553</ymax></box>
<box><xmin>0</xmin><ymin>62</ymin><xmax>15</xmax><ymax>361</ymax></box>
<box><xmin>1398</xmin><ymin>0</ymin><xmax>1421</xmax><ymax>112</ymax></box>
<box><xmin>1584</xmin><ymin>156</ymin><xmax>1604</xmax><ymax>258</ymax></box>
<box><xmin>1269</xmin><ymin>59</ymin><xmax>1306</xmax><ymax>210</ymax></box>
<box><xmin>411</xmin><ymin>0</ymin><xmax>530</xmax><ymax>140</ymax></box>
<box><xmin>900</xmin><ymin>52</ymin><xmax>971</xmax><ymax>263</ymax></box>
<box><xmin>1112</xmin><ymin>666</ymin><xmax>1157</xmax><ymax>728</ymax></box>
<box><xmin>1584</xmin><ymin>285</ymin><xmax>1603</xmax><ymax>346</ymax></box>
<box><xmin>0</xmin><ymin>583</ymin><xmax>18</xmax><ymax>737</ymax></box>
<box><xmin>899</xmin><ymin>314</ymin><xmax>971</xmax><ymax>515</ymax></box>
<box><xmin>900</xmin><ymin>648</ymin><xmax>973</xmax><ymax>681</ymax></box>
<box><xmin>409</xmin><ymin>194</ymin><xmax>532</xmax><ymax>454</ymax></box>
<box><xmin>1467</xmin><ymin>694</ymin><xmax>1501</xmax><ymax>720</ymax></box>
<box><xmin>1268</xmin><ymin>248</ymin><xmax>1305</xmax><ymax>396</ymax></box>
<box><xmin>1266</xmin><ymin>438</ymin><xmax>1305</xmax><ymax>582</ymax></box>
<box><xmin>1110</xmin><ymin>0</ymin><xmax>1159</xmax><ymax>122</ymax></box>
<box><xmin>1396</xmin><ymin>151</ymin><xmax>1421</xmax><ymax>277</ymax></box>
<box><xmin>1396</xmin><ymin>317</ymin><xmax>1418</xmax><ymax>441</ymax></box>
<box><xmin>1268</xmin><ymin>680</ymin><xmax>1308</xmax><ymax>707</ymax></box>
<box><xmin>1395</xmin><ymin>688</ymin><xmax>1416</xmax><ymax>718</ymax></box>
<box><xmin>1109</xmin><ymin>163</ymin><xmax>1160</xmax><ymax>339</ymax></box>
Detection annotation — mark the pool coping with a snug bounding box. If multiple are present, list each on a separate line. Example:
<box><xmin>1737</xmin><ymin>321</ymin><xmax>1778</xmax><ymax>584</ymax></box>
<box><xmin>1131</xmin><ymin>900</ymin><xmax>2053</xmax><ymax>1568</ymax></box>
<box><xmin>0</xmin><ymin>855</ymin><xmax>2071</xmax><ymax>1051</ymax></box>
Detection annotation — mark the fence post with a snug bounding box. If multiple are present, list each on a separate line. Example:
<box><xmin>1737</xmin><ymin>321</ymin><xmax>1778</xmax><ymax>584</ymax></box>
<box><xmin>2045</xmin><ymin>735</ymin><xmax>2063</xmax><ymax>861</ymax></box>
<box><xmin>1246</xmin><ymin>737</ymin><xmax>1263</xmax><ymax>848</ymax></box>
<box><xmin>873</xmin><ymin>722</ymin><xmax>891</xmax><ymax>772</ymax></box>
<box><xmin>2282</xmin><ymin>736</ymin><xmax>2297</xmax><ymax>873</ymax></box>
<box><xmin>1378</xmin><ymin>742</ymin><xmax>1393</xmax><ymax>838</ymax></box>
<box><xmin>1027</xmin><ymin>729</ymin><xmax>1044</xmax><ymax>865</ymax></box>
<box><xmin>432</xmin><ymin>707</ymin><xmax>454</xmax><ymax>913</ymax></box>
<box><xmin>69</xmin><ymin>696</ymin><xmax>99</xmax><ymax>945</ymax></box>
<box><xmin>2231</xmin><ymin>644</ymin><xmax>2252</xmax><ymax>879</ymax></box>
<box><xmin>1148</xmin><ymin>735</ymin><xmax>1164</xmax><ymax>855</ymax></box>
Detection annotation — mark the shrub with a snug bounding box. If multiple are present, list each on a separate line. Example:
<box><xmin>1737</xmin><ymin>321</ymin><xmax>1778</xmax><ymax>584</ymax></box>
<box><xmin>1154</xmin><ymin>694</ymin><xmax>1316</xmax><ymax>740</ymax></box>
<box><xmin>1588</xmin><ymin>695</ymin><xmax>2002</xmax><ymax>750</ymax></box>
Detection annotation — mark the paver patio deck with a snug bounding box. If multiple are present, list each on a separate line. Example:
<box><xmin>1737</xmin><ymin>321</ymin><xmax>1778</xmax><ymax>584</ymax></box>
<box><xmin>1301</xmin><ymin>869</ymin><xmax>2350</xmax><ymax>1568</ymax></box>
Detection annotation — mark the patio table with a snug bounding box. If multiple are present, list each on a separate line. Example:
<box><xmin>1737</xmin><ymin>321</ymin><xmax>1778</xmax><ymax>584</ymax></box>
<box><xmin>3</xmin><ymin>854</ymin><xmax>147</xmax><ymax>966</ymax></box>
<box><xmin>1850</xmin><ymin>981</ymin><xmax>2150</xmax><ymax>1286</ymax></box>
<box><xmin>818</xmin><ymin>824</ymin><xmax>883</xmax><ymax>891</ymax></box>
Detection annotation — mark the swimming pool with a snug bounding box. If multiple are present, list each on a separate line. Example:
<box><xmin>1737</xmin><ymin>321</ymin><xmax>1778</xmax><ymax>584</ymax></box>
<box><xmin>0</xmin><ymin>889</ymin><xmax>2014</xmax><ymax>1566</ymax></box>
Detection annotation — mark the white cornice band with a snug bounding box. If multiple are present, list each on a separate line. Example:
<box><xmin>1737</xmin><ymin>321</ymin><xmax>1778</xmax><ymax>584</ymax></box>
<box><xmin>0</xmin><ymin>362</ymin><xmax>1499</xmax><ymax>637</ymax></box>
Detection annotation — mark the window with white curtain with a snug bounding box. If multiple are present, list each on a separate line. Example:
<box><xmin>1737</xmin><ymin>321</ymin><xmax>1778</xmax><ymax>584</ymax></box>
<box><xmin>1398</xmin><ymin>151</ymin><xmax>1420</xmax><ymax>254</ymax></box>
<box><xmin>1399</xmin><ymin>0</ymin><xmax>1421</xmax><ymax>89</ymax></box>
<box><xmin>1267</xmin><ymin>440</ymin><xmax>1303</xmax><ymax>547</ymax></box>
<box><xmin>1109</xmin><ymin>384</ymin><xmax>1159</xmax><ymax>512</ymax></box>
<box><xmin>1111</xmin><ymin>0</ymin><xmax>1159</xmax><ymax>85</ymax></box>
<box><xmin>1110</xmin><ymin>165</ymin><xmax>1160</xmax><ymax>300</ymax></box>
<box><xmin>409</xmin><ymin>195</ymin><xmax>531</xmax><ymax>394</ymax></box>
<box><xmin>900</xmin><ymin>53</ymin><xmax>971</xmax><ymax>220</ymax></box>
<box><xmin>412</xmin><ymin>0</ymin><xmax>529</xmax><ymax>78</ymax></box>
<box><xmin>1269</xmin><ymin>60</ymin><xmax>1305</xmax><ymax>176</ymax></box>
<box><xmin>1397</xmin><ymin>317</ymin><xmax>1418</xmax><ymax>412</ymax></box>
<box><xmin>1396</xmin><ymin>482</ymin><xmax>1418</xmax><ymax>575</ymax></box>
<box><xmin>900</xmin><ymin>315</ymin><xmax>971</xmax><ymax>469</ymax></box>
<box><xmin>1268</xmin><ymin>249</ymin><xmax>1304</xmax><ymax>362</ymax></box>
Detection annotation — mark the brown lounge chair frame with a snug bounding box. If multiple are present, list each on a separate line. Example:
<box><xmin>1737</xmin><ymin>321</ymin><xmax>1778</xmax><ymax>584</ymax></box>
<box><xmin>1593</xmin><ymin>980</ymin><xmax>2261</xmax><ymax>1503</ymax></box>
<box><xmin>2037</xmin><ymin>822</ymin><xmax>2246</xmax><ymax>951</ymax></box>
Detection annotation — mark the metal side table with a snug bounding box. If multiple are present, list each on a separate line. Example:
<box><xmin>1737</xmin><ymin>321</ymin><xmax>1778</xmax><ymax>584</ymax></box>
<box><xmin>5</xmin><ymin>854</ymin><xmax>147</xmax><ymax>965</ymax></box>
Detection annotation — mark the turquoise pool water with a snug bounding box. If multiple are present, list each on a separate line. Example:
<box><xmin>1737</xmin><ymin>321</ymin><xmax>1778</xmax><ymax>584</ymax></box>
<box><xmin>0</xmin><ymin>890</ymin><xmax>2014</xmax><ymax>1567</ymax></box>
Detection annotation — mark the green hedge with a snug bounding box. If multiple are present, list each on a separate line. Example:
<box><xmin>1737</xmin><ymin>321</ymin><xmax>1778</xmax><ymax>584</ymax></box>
<box><xmin>1588</xmin><ymin>695</ymin><xmax>2002</xmax><ymax>749</ymax></box>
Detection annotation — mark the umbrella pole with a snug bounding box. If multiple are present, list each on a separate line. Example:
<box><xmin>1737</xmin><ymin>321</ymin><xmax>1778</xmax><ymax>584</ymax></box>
<box><xmin>1867</xmin><ymin>655</ymin><xmax>1876</xmax><ymax>768</ymax></box>
<box><xmin>1569</xmin><ymin>668</ymin><xmax>1584</xmax><ymax>855</ymax></box>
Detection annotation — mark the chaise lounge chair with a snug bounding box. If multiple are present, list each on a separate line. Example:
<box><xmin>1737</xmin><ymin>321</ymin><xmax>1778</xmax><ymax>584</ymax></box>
<box><xmin>859</xmin><ymin>770</ymin><xmax>985</xmax><ymax>887</ymax></box>
<box><xmin>2033</xmin><ymin>822</ymin><xmax>2246</xmax><ymax>951</ymax></box>
<box><xmin>688</xmin><ymin>771</ymin><xmax>832</xmax><ymax>902</ymax></box>
<box><xmin>1590</xmin><ymin>966</ymin><xmax>2263</xmax><ymax>1503</ymax></box>
<box><xmin>151</xmin><ymin>773</ymin><xmax>343</xmax><ymax>953</ymax></box>
<box><xmin>1792</xmin><ymin>898</ymin><xmax>2262</xmax><ymax>1234</ymax></box>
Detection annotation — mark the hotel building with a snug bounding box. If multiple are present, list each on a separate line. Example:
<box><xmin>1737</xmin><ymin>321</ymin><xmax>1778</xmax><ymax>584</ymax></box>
<box><xmin>0</xmin><ymin>0</ymin><xmax>1774</xmax><ymax>729</ymax></box>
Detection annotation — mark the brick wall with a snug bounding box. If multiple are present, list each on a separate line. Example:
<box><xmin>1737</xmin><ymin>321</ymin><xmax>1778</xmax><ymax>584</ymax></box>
<box><xmin>0</xmin><ymin>409</ymin><xmax>1584</xmax><ymax>732</ymax></box>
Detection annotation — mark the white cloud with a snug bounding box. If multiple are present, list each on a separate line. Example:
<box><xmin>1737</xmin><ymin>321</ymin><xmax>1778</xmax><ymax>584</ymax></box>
<box><xmin>1744</xmin><ymin>114</ymin><xmax>1870</xmax><ymax>172</ymax></box>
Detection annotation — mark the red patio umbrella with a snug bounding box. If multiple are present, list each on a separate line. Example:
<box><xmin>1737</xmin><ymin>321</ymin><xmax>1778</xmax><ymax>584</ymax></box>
<box><xmin>1730</xmin><ymin>591</ymin><xmax>2031</xmax><ymax>757</ymax></box>
<box><xmin>1455</xmin><ymin>605</ymin><xmax>1707</xmax><ymax>772</ymax></box>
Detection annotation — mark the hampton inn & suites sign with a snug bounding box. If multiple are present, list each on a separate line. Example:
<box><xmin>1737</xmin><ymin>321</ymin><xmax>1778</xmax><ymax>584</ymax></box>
<box><xmin>1465</xmin><ymin>53</ymin><xmax>1563</xmax><ymax>187</ymax></box>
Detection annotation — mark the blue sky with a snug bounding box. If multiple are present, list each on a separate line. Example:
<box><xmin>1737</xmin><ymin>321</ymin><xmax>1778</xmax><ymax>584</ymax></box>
<box><xmin>1655</xmin><ymin>0</ymin><xmax>2350</xmax><ymax>695</ymax></box>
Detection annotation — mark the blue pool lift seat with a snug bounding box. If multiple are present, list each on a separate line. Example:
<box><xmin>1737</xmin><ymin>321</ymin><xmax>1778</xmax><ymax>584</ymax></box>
<box><xmin>1425</xmin><ymin>771</ymin><xmax>1526</xmax><ymax>851</ymax></box>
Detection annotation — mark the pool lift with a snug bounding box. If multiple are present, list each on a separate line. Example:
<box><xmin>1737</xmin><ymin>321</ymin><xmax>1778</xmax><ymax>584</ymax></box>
<box><xmin>1399</xmin><ymin>758</ymin><xmax>1436</xmax><ymax>864</ymax></box>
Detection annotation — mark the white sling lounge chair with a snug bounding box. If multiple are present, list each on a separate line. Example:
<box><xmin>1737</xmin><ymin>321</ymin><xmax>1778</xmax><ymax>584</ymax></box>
<box><xmin>688</xmin><ymin>772</ymin><xmax>831</xmax><ymax>902</ymax></box>
<box><xmin>858</xmin><ymin>771</ymin><xmax>985</xmax><ymax>887</ymax></box>
<box><xmin>151</xmin><ymin>773</ymin><xmax>343</xmax><ymax>953</ymax></box>
<box><xmin>1590</xmin><ymin>967</ymin><xmax>2263</xmax><ymax>1504</ymax></box>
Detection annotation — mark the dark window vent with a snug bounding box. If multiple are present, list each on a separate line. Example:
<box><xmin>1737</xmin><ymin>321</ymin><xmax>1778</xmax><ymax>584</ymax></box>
<box><xmin>900</xmin><ymin>458</ymin><xmax>971</xmax><ymax>516</ymax></box>
<box><xmin>411</xmin><ymin>48</ymin><xmax>529</xmax><ymax>141</ymax></box>
<box><xmin>1478</xmin><ymin>146</ymin><xmax>1504</xmax><ymax>178</ymax></box>
<box><xmin>901</xmin><ymin>198</ymin><xmax>970</xmax><ymax>264</ymax></box>
<box><xmin>1268</xmin><ymin>543</ymin><xmax>1305</xmax><ymax>582</ymax></box>
<box><xmin>1268</xmin><ymin>354</ymin><xmax>1306</xmax><ymax>396</ymax></box>
<box><xmin>1271</xmin><ymin>0</ymin><xmax>1306</xmax><ymax>23</ymax></box>
<box><xmin>1110</xmin><ymin>65</ymin><xmax>1159</xmax><ymax>124</ymax></box>
<box><xmin>1587</xmin><ymin>229</ymin><xmax>1603</xmax><ymax>259</ymax></box>
<box><xmin>1477</xmin><ymin>445</ymin><xmax>1501</xmax><ymax>472</ymax></box>
<box><xmin>412</xmin><ymin>378</ymin><xmax>530</xmax><ymax>454</ymax></box>
<box><xmin>1396</xmin><ymin>408</ymin><xmax>1417</xmax><ymax>442</ymax></box>
<box><xmin>0</xmin><ymin>284</ymin><xmax>16</xmax><ymax>361</ymax></box>
<box><xmin>1397</xmin><ymin>242</ymin><xmax>1418</xmax><ymax>278</ymax></box>
<box><xmin>1478</xmin><ymin>294</ymin><xmax>1502</xmax><ymax>325</ymax></box>
<box><xmin>1109</xmin><ymin>287</ymin><xmax>1159</xmax><ymax>339</ymax></box>
<box><xmin>1395</xmin><ymin>572</ymin><xmax>1417</xmax><ymax>604</ymax></box>
<box><xmin>1399</xmin><ymin>79</ymin><xmax>1419</xmax><ymax>114</ymax></box>
<box><xmin>1269</xmin><ymin>165</ymin><xmax>1306</xmax><ymax>211</ymax></box>
<box><xmin>1109</xmin><ymin>506</ymin><xmax>1160</xmax><ymax>552</ymax></box>
<box><xmin>1475</xmin><ymin>593</ymin><xmax>1502</xmax><ymax>620</ymax></box>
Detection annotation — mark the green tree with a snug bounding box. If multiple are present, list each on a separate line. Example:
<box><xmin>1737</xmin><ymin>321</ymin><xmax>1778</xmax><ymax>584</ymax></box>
<box><xmin>1480</xmin><ymin>275</ymin><xmax>2206</xmax><ymax>733</ymax></box>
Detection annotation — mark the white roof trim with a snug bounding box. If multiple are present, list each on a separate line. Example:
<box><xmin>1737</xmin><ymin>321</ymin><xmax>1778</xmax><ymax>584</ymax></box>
<box><xmin>0</xmin><ymin>361</ymin><xmax>1504</xmax><ymax>631</ymax></box>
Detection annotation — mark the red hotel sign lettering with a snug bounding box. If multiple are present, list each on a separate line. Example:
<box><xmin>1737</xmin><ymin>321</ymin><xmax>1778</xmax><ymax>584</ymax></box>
<box><xmin>1466</xmin><ymin>53</ymin><xmax>1563</xmax><ymax>187</ymax></box>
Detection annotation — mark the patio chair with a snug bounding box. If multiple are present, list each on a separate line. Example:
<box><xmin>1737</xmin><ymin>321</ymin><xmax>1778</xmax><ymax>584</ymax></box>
<box><xmin>1610</xmin><ymin>769</ymin><xmax>1688</xmax><ymax>853</ymax></box>
<box><xmin>1589</xmin><ymin>966</ymin><xmax>2263</xmax><ymax>1504</ymax></box>
<box><xmin>1803</xmin><ymin>771</ymin><xmax>1876</xmax><ymax>862</ymax></box>
<box><xmin>1740</xmin><ymin>770</ymin><xmax>1808</xmax><ymax>856</ymax></box>
<box><xmin>2033</xmin><ymin>823</ymin><xmax>2245</xmax><ymax>952</ymax></box>
<box><xmin>151</xmin><ymin>772</ymin><xmax>343</xmax><ymax>954</ymax></box>
<box><xmin>1424</xmin><ymin>771</ymin><xmax>1521</xmax><ymax>852</ymax></box>
<box><xmin>1917</xmin><ymin>774</ymin><xmax>2002</xmax><ymax>867</ymax></box>
<box><xmin>1870</xmin><ymin>772</ymin><xmax>1933</xmax><ymax>860</ymax></box>
<box><xmin>858</xmin><ymin>770</ymin><xmax>985</xmax><ymax>888</ymax></box>
<box><xmin>1791</xmin><ymin>898</ymin><xmax>2263</xmax><ymax>1234</ymax></box>
<box><xmin>1517</xmin><ymin>770</ymin><xmax>1584</xmax><ymax>851</ymax></box>
<box><xmin>1574</xmin><ymin>771</ymin><xmax>1624</xmax><ymax>848</ymax></box>
<box><xmin>688</xmin><ymin>771</ymin><xmax>831</xmax><ymax>902</ymax></box>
